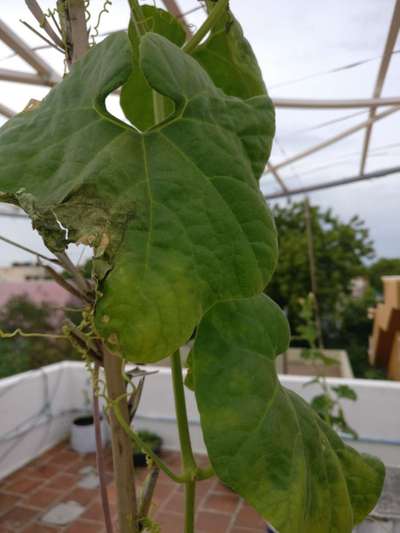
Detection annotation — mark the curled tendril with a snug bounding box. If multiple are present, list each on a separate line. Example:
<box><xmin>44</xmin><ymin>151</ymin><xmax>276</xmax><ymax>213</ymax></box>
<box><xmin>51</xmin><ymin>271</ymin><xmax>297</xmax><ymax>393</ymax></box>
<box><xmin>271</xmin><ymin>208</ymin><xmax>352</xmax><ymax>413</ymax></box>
<box><xmin>84</xmin><ymin>0</ymin><xmax>91</xmax><ymax>23</ymax></box>
<box><xmin>91</xmin><ymin>0</ymin><xmax>112</xmax><ymax>45</ymax></box>
<box><xmin>0</xmin><ymin>328</ymin><xmax>67</xmax><ymax>340</ymax></box>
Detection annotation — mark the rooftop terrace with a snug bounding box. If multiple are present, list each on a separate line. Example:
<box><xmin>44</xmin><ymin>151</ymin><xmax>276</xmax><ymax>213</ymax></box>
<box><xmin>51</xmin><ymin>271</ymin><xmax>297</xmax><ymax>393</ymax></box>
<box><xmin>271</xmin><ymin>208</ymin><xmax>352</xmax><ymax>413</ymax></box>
<box><xmin>0</xmin><ymin>441</ymin><xmax>266</xmax><ymax>533</ymax></box>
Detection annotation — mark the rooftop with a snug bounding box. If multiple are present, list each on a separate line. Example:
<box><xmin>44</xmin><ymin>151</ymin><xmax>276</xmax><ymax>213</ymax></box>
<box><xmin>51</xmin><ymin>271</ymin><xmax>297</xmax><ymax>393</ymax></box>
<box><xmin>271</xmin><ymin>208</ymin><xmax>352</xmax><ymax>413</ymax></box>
<box><xmin>0</xmin><ymin>441</ymin><xmax>266</xmax><ymax>533</ymax></box>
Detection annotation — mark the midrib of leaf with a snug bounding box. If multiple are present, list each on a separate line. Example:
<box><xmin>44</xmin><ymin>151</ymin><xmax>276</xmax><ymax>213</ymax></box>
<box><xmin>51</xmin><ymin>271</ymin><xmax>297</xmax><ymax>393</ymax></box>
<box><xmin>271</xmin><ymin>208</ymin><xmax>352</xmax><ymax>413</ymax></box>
<box><xmin>141</xmin><ymin>136</ymin><xmax>155</xmax><ymax>271</ymax></box>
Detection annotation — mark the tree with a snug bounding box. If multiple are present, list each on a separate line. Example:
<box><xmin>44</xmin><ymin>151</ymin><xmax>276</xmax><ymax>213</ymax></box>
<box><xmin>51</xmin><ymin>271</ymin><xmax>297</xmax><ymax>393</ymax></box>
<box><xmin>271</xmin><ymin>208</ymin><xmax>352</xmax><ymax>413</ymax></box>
<box><xmin>0</xmin><ymin>295</ymin><xmax>78</xmax><ymax>378</ymax></box>
<box><xmin>331</xmin><ymin>289</ymin><xmax>385</xmax><ymax>379</ymax></box>
<box><xmin>267</xmin><ymin>201</ymin><xmax>375</xmax><ymax>340</ymax></box>
<box><xmin>369</xmin><ymin>257</ymin><xmax>400</xmax><ymax>294</ymax></box>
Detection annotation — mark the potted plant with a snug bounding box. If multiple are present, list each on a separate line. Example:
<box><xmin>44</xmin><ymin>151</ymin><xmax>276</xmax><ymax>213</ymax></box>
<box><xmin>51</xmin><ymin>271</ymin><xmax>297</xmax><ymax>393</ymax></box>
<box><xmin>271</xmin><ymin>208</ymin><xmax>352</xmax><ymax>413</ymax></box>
<box><xmin>133</xmin><ymin>430</ymin><xmax>163</xmax><ymax>467</ymax></box>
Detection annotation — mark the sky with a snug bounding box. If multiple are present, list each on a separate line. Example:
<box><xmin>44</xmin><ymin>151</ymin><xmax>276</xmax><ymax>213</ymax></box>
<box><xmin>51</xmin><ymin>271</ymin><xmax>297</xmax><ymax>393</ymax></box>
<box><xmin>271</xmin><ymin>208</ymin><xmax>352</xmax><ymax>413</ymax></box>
<box><xmin>0</xmin><ymin>0</ymin><xmax>399</xmax><ymax>267</ymax></box>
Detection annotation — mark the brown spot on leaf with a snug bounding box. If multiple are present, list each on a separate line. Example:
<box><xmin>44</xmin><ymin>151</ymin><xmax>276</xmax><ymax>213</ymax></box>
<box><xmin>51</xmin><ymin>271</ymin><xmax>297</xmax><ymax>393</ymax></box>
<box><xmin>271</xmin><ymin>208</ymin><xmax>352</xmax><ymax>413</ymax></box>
<box><xmin>108</xmin><ymin>333</ymin><xmax>119</xmax><ymax>345</ymax></box>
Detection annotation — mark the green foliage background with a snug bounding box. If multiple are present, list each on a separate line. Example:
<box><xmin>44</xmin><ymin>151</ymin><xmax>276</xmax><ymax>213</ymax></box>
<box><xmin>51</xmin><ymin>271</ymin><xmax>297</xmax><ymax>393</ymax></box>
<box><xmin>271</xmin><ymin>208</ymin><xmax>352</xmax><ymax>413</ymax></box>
<box><xmin>0</xmin><ymin>295</ymin><xmax>78</xmax><ymax>379</ymax></box>
<box><xmin>267</xmin><ymin>200</ymin><xmax>398</xmax><ymax>378</ymax></box>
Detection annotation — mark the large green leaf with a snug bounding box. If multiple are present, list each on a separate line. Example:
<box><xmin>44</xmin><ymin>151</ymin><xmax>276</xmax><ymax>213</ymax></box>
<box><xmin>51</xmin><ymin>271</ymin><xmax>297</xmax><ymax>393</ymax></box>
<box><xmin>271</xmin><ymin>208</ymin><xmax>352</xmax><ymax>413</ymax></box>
<box><xmin>0</xmin><ymin>32</ymin><xmax>276</xmax><ymax>363</ymax></box>
<box><xmin>191</xmin><ymin>294</ymin><xmax>384</xmax><ymax>533</ymax></box>
<box><xmin>120</xmin><ymin>4</ymin><xmax>186</xmax><ymax>130</ymax></box>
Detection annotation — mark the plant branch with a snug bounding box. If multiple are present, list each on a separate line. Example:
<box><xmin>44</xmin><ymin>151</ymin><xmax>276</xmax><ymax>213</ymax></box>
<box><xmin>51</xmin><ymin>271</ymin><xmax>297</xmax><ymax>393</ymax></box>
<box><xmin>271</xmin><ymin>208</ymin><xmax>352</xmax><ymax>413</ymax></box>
<box><xmin>184</xmin><ymin>481</ymin><xmax>196</xmax><ymax>533</ymax></box>
<box><xmin>171</xmin><ymin>350</ymin><xmax>197</xmax><ymax>533</ymax></box>
<box><xmin>63</xmin><ymin>320</ymin><xmax>103</xmax><ymax>365</ymax></box>
<box><xmin>92</xmin><ymin>363</ymin><xmax>114</xmax><ymax>533</ymax></box>
<box><xmin>128</xmin><ymin>0</ymin><xmax>148</xmax><ymax>36</ymax></box>
<box><xmin>112</xmin><ymin>396</ymin><xmax>186</xmax><ymax>484</ymax></box>
<box><xmin>44</xmin><ymin>264</ymin><xmax>89</xmax><ymax>302</ymax></box>
<box><xmin>25</xmin><ymin>0</ymin><xmax>65</xmax><ymax>48</ymax></box>
<box><xmin>19</xmin><ymin>20</ymin><xmax>64</xmax><ymax>53</ymax></box>
<box><xmin>0</xmin><ymin>233</ymin><xmax>59</xmax><ymax>264</ymax></box>
<box><xmin>127</xmin><ymin>376</ymin><xmax>145</xmax><ymax>422</ymax></box>
<box><xmin>182</xmin><ymin>0</ymin><xmax>229</xmax><ymax>54</ymax></box>
<box><xmin>196</xmin><ymin>464</ymin><xmax>215</xmax><ymax>480</ymax></box>
<box><xmin>54</xmin><ymin>251</ymin><xmax>93</xmax><ymax>298</ymax></box>
<box><xmin>104</xmin><ymin>351</ymin><xmax>138</xmax><ymax>533</ymax></box>
<box><xmin>138</xmin><ymin>466</ymin><xmax>159</xmax><ymax>523</ymax></box>
<box><xmin>171</xmin><ymin>350</ymin><xmax>197</xmax><ymax>474</ymax></box>
<box><xmin>57</xmin><ymin>0</ymin><xmax>89</xmax><ymax>65</ymax></box>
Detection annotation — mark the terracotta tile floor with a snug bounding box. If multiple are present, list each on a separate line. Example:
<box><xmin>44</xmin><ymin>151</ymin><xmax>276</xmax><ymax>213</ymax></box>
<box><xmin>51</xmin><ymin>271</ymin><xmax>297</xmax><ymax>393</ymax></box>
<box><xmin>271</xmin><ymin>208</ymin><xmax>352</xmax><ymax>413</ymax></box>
<box><xmin>0</xmin><ymin>441</ymin><xmax>267</xmax><ymax>532</ymax></box>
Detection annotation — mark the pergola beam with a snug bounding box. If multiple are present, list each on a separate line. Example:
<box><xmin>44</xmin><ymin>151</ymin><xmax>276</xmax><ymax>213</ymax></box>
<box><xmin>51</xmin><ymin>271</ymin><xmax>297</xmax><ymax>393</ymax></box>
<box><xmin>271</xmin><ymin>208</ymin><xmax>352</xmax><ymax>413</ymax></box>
<box><xmin>265</xmin><ymin>166</ymin><xmax>400</xmax><ymax>200</ymax></box>
<box><xmin>270</xmin><ymin>106</ymin><xmax>400</xmax><ymax>172</ymax></box>
<box><xmin>266</xmin><ymin>163</ymin><xmax>290</xmax><ymax>194</ymax></box>
<box><xmin>0</xmin><ymin>67</ymin><xmax>56</xmax><ymax>87</ymax></box>
<box><xmin>273</xmin><ymin>96</ymin><xmax>400</xmax><ymax>109</ymax></box>
<box><xmin>0</xmin><ymin>103</ymin><xmax>15</xmax><ymax>119</ymax></box>
<box><xmin>359</xmin><ymin>0</ymin><xmax>400</xmax><ymax>175</ymax></box>
<box><xmin>0</xmin><ymin>20</ymin><xmax>59</xmax><ymax>83</ymax></box>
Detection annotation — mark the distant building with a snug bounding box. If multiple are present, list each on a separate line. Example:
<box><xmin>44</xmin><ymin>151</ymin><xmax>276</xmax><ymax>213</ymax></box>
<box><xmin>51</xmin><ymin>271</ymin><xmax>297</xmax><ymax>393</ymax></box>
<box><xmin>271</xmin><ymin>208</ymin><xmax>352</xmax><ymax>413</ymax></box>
<box><xmin>369</xmin><ymin>276</ymin><xmax>400</xmax><ymax>380</ymax></box>
<box><xmin>0</xmin><ymin>262</ymin><xmax>50</xmax><ymax>282</ymax></box>
<box><xmin>0</xmin><ymin>281</ymin><xmax>72</xmax><ymax>309</ymax></box>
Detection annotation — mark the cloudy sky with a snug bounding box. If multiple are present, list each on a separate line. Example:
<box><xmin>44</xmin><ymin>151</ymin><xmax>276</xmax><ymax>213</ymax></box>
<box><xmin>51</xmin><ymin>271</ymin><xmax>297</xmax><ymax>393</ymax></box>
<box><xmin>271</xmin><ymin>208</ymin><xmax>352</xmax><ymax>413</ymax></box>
<box><xmin>0</xmin><ymin>0</ymin><xmax>399</xmax><ymax>266</ymax></box>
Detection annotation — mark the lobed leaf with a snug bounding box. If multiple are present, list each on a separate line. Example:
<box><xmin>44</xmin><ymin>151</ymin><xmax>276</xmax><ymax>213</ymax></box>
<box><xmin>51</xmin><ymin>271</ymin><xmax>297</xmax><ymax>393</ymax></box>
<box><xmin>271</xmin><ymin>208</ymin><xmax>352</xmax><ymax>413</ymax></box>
<box><xmin>0</xmin><ymin>31</ymin><xmax>276</xmax><ymax>363</ymax></box>
<box><xmin>191</xmin><ymin>294</ymin><xmax>384</xmax><ymax>533</ymax></box>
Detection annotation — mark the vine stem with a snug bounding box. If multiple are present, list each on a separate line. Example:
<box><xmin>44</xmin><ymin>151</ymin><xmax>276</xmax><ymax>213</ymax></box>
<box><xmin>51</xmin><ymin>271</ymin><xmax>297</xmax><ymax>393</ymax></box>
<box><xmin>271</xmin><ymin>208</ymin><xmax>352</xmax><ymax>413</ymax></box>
<box><xmin>182</xmin><ymin>0</ymin><xmax>229</xmax><ymax>54</ymax></box>
<box><xmin>128</xmin><ymin>0</ymin><xmax>148</xmax><ymax>36</ymax></box>
<box><xmin>104</xmin><ymin>352</ymin><xmax>138</xmax><ymax>533</ymax></box>
<box><xmin>92</xmin><ymin>363</ymin><xmax>114</xmax><ymax>533</ymax></box>
<box><xmin>185</xmin><ymin>481</ymin><xmax>196</xmax><ymax>533</ymax></box>
<box><xmin>113</xmin><ymin>396</ymin><xmax>186</xmax><ymax>484</ymax></box>
<box><xmin>171</xmin><ymin>350</ymin><xmax>197</xmax><ymax>533</ymax></box>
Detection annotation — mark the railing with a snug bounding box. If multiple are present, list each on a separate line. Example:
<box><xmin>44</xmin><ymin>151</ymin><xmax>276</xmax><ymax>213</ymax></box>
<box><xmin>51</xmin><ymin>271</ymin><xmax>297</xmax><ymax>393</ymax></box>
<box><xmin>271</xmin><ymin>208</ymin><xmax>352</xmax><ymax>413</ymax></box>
<box><xmin>1</xmin><ymin>361</ymin><xmax>400</xmax><ymax>480</ymax></box>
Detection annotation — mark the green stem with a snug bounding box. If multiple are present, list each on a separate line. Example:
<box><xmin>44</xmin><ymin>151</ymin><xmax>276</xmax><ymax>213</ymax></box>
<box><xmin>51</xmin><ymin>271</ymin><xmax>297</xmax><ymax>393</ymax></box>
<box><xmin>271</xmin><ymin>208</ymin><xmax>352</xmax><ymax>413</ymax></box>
<box><xmin>128</xmin><ymin>0</ymin><xmax>165</xmax><ymax>125</ymax></box>
<box><xmin>197</xmin><ymin>465</ymin><xmax>215</xmax><ymax>481</ymax></box>
<box><xmin>113</xmin><ymin>397</ymin><xmax>186</xmax><ymax>484</ymax></box>
<box><xmin>128</xmin><ymin>0</ymin><xmax>148</xmax><ymax>35</ymax></box>
<box><xmin>184</xmin><ymin>481</ymin><xmax>196</xmax><ymax>533</ymax></box>
<box><xmin>182</xmin><ymin>0</ymin><xmax>229</xmax><ymax>54</ymax></box>
<box><xmin>171</xmin><ymin>350</ymin><xmax>197</xmax><ymax>474</ymax></box>
<box><xmin>171</xmin><ymin>350</ymin><xmax>197</xmax><ymax>533</ymax></box>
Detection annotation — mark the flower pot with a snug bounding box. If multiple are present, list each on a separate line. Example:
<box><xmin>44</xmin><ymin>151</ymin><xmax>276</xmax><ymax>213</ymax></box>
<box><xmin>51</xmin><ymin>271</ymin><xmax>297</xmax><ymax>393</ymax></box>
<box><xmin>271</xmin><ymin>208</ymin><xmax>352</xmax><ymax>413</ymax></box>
<box><xmin>70</xmin><ymin>414</ymin><xmax>107</xmax><ymax>454</ymax></box>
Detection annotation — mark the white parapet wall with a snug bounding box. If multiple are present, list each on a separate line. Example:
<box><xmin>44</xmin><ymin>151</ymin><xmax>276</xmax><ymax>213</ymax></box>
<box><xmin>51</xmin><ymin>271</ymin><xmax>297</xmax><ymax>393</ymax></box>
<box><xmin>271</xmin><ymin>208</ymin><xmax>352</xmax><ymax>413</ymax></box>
<box><xmin>0</xmin><ymin>361</ymin><xmax>400</xmax><ymax>480</ymax></box>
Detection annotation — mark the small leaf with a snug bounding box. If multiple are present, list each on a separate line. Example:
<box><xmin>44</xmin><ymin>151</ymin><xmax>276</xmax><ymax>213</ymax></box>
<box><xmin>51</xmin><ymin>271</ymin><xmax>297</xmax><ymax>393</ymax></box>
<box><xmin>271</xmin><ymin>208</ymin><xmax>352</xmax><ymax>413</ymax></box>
<box><xmin>192</xmin><ymin>294</ymin><xmax>384</xmax><ymax>533</ymax></box>
<box><xmin>332</xmin><ymin>384</ymin><xmax>358</xmax><ymax>401</ymax></box>
<box><xmin>310</xmin><ymin>393</ymin><xmax>335</xmax><ymax>416</ymax></box>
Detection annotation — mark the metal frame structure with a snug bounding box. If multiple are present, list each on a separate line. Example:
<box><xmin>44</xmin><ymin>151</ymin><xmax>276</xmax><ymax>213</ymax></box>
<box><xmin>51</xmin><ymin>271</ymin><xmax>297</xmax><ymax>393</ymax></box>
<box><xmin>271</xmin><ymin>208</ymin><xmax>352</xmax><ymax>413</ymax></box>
<box><xmin>0</xmin><ymin>0</ymin><xmax>399</xmax><ymax>200</ymax></box>
<box><xmin>0</xmin><ymin>20</ymin><xmax>60</xmax><ymax>88</ymax></box>
<box><xmin>359</xmin><ymin>0</ymin><xmax>400</xmax><ymax>175</ymax></box>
